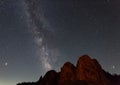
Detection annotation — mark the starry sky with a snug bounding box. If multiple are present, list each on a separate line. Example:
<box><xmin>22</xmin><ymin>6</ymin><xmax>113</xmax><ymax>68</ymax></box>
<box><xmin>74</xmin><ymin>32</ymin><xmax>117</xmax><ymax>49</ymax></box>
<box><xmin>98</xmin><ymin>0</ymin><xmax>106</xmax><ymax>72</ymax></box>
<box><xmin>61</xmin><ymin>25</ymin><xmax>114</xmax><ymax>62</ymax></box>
<box><xmin>0</xmin><ymin>0</ymin><xmax>120</xmax><ymax>85</ymax></box>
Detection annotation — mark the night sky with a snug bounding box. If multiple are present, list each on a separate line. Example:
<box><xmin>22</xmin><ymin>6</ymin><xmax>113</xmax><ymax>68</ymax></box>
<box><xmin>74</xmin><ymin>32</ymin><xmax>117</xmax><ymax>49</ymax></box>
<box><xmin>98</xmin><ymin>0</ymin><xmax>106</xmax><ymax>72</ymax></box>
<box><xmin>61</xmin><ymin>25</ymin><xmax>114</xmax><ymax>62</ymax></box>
<box><xmin>0</xmin><ymin>0</ymin><xmax>120</xmax><ymax>85</ymax></box>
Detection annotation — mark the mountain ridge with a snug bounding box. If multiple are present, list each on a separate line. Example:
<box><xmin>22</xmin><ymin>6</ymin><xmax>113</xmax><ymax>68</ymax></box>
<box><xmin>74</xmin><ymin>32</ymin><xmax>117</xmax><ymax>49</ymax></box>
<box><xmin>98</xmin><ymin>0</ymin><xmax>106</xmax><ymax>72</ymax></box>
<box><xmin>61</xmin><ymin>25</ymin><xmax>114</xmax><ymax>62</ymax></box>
<box><xmin>17</xmin><ymin>55</ymin><xmax>120</xmax><ymax>85</ymax></box>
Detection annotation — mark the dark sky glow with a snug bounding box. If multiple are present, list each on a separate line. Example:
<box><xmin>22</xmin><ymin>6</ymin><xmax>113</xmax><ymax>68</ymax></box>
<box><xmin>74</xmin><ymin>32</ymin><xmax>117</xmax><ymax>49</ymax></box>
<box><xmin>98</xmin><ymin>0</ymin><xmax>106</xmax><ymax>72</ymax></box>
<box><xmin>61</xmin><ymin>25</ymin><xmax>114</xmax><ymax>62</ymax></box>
<box><xmin>0</xmin><ymin>0</ymin><xmax>120</xmax><ymax>85</ymax></box>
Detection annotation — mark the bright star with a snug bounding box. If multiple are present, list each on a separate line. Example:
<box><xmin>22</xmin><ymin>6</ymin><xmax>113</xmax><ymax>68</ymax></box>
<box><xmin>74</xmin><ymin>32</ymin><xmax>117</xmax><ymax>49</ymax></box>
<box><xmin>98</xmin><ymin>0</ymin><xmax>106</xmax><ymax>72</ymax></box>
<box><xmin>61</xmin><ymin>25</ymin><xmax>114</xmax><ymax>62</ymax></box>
<box><xmin>111</xmin><ymin>65</ymin><xmax>115</xmax><ymax>69</ymax></box>
<box><xmin>5</xmin><ymin>62</ymin><xmax>8</xmax><ymax>66</ymax></box>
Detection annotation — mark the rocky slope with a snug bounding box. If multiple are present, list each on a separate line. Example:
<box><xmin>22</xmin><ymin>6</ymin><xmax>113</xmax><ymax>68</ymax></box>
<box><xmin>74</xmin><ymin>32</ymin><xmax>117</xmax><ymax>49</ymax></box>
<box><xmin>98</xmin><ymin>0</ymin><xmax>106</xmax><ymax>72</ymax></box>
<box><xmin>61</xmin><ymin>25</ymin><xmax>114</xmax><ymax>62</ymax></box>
<box><xmin>17</xmin><ymin>55</ymin><xmax>120</xmax><ymax>85</ymax></box>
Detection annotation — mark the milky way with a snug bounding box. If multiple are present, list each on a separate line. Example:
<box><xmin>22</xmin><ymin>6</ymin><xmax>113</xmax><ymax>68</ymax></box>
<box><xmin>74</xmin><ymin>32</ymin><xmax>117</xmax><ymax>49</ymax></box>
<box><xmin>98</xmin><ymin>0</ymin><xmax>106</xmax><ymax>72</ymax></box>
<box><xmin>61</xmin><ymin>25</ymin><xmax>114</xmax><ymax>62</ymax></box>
<box><xmin>23</xmin><ymin>0</ymin><xmax>59</xmax><ymax>73</ymax></box>
<box><xmin>1</xmin><ymin>0</ymin><xmax>120</xmax><ymax>85</ymax></box>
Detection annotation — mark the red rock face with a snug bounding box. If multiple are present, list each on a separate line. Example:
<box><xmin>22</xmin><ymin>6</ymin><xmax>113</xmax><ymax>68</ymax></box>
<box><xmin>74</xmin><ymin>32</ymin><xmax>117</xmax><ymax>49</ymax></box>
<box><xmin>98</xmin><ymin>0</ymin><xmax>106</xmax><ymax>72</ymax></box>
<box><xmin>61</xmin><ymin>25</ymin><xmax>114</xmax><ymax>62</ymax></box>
<box><xmin>76</xmin><ymin>55</ymin><xmax>110</xmax><ymax>85</ymax></box>
<box><xmin>58</xmin><ymin>62</ymin><xmax>76</xmax><ymax>85</ymax></box>
<box><xmin>17</xmin><ymin>55</ymin><xmax>118</xmax><ymax>85</ymax></box>
<box><xmin>58</xmin><ymin>55</ymin><xmax>110</xmax><ymax>85</ymax></box>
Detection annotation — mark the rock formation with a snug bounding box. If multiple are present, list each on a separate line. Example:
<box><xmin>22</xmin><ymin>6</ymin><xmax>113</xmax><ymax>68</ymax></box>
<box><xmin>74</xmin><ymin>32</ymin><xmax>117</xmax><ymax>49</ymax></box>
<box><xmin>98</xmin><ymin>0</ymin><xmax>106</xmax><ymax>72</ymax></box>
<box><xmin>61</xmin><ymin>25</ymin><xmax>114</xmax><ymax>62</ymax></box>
<box><xmin>58</xmin><ymin>62</ymin><xmax>76</xmax><ymax>85</ymax></box>
<box><xmin>76</xmin><ymin>55</ymin><xmax>110</xmax><ymax>85</ymax></box>
<box><xmin>17</xmin><ymin>55</ymin><xmax>120</xmax><ymax>85</ymax></box>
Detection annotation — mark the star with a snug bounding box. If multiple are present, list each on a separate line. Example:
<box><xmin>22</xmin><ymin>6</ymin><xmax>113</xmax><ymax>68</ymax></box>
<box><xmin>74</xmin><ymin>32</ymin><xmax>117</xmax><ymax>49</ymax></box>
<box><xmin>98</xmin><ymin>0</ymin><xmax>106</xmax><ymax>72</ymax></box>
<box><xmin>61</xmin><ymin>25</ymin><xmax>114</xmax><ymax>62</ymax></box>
<box><xmin>4</xmin><ymin>62</ymin><xmax>8</xmax><ymax>66</ymax></box>
<box><xmin>111</xmin><ymin>65</ymin><xmax>115</xmax><ymax>69</ymax></box>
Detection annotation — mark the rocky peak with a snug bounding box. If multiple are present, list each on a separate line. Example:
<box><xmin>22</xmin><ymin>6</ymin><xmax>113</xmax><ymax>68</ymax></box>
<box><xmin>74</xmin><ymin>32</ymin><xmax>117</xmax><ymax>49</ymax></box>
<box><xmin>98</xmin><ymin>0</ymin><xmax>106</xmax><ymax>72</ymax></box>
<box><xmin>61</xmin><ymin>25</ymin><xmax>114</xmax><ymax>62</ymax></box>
<box><xmin>17</xmin><ymin>55</ymin><xmax>118</xmax><ymax>85</ymax></box>
<box><xmin>76</xmin><ymin>55</ymin><xmax>109</xmax><ymax>85</ymax></box>
<box><xmin>39</xmin><ymin>70</ymin><xmax>58</xmax><ymax>85</ymax></box>
<box><xmin>61</xmin><ymin>62</ymin><xmax>76</xmax><ymax>71</ymax></box>
<box><xmin>58</xmin><ymin>62</ymin><xmax>76</xmax><ymax>85</ymax></box>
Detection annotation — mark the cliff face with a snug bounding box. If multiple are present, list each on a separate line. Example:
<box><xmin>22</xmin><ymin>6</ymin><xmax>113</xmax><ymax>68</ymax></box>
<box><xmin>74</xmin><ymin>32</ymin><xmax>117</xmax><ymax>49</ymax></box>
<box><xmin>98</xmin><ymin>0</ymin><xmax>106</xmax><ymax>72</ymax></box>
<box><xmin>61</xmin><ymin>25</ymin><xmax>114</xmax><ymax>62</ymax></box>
<box><xmin>76</xmin><ymin>55</ymin><xmax>110</xmax><ymax>85</ymax></box>
<box><xmin>58</xmin><ymin>55</ymin><xmax>110</xmax><ymax>85</ymax></box>
<box><xmin>17</xmin><ymin>55</ymin><xmax>120</xmax><ymax>85</ymax></box>
<box><xmin>58</xmin><ymin>62</ymin><xmax>76</xmax><ymax>85</ymax></box>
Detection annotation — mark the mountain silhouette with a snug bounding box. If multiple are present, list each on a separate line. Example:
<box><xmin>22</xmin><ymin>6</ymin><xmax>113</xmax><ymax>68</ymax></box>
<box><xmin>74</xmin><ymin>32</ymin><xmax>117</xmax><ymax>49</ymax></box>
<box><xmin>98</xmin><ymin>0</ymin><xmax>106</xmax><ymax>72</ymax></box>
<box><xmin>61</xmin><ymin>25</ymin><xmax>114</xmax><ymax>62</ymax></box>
<box><xmin>17</xmin><ymin>55</ymin><xmax>120</xmax><ymax>85</ymax></box>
